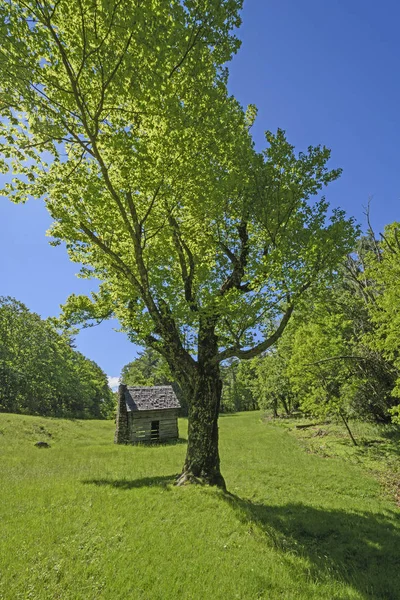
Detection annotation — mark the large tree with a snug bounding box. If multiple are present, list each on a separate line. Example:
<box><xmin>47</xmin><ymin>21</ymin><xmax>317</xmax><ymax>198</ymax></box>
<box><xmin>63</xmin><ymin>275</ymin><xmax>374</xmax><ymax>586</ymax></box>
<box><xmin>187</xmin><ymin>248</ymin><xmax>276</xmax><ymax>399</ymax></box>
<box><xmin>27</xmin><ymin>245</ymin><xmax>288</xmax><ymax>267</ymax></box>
<box><xmin>0</xmin><ymin>0</ymin><xmax>356</xmax><ymax>487</ymax></box>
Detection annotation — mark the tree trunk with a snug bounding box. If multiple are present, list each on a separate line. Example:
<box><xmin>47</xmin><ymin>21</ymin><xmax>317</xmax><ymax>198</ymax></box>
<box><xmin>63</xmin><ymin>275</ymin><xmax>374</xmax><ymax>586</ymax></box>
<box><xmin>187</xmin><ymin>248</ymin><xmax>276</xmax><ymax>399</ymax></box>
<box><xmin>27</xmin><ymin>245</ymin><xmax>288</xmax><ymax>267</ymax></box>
<box><xmin>272</xmin><ymin>397</ymin><xmax>279</xmax><ymax>418</ymax></box>
<box><xmin>176</xmin><ymin>372</ymin><xmax>224</xmax><ymax>488</ymax></box>
<box><xmin>176</xmin><ymin>316</ymin><xmax>225</xmax><ymax>489</ymax></box>
<box><xmin>280</xmin><ymin>395</ymin><xmax>290</xmax><ymax>415</ymax></box>
<box><xmin>339</xmin><ymin>410</ymin><xmax>358</xmax><ymax>446</ymax></box>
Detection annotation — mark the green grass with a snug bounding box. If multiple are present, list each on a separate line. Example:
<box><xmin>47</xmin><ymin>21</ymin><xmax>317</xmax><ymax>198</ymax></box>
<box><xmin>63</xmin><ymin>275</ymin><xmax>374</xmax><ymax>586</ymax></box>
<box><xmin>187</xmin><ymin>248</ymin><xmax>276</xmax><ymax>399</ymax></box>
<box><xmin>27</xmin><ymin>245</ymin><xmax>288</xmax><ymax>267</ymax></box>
<box><xmin>0</xmin><ymin>412</ymin><xmax>399</xmax><ymax>600</ymax></box>
<box><xmin>270</xmin><ymin>416</ymin><xmax>400</xmax><ymax>507</ymax></box>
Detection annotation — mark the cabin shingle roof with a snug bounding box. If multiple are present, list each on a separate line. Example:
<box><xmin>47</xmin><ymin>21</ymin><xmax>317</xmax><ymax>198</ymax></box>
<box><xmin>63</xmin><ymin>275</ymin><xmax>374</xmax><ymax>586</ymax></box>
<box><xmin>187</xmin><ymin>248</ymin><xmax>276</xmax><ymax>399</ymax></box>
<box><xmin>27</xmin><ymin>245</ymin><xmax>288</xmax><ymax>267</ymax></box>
<box><xmin>125</xmin><ymin>385</ymin><xmax>180</xmax><ymax>412</ymax></box>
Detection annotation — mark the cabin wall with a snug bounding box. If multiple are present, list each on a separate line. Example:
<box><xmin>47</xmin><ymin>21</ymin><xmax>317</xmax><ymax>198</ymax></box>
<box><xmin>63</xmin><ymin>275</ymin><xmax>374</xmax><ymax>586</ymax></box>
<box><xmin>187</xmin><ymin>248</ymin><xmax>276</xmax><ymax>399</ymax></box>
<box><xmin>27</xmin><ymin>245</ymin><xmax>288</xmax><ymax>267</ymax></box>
<box><xmin>128</xmin><ymin>409</ymin><xmax>179</xmax><ymax>443</ymax></box>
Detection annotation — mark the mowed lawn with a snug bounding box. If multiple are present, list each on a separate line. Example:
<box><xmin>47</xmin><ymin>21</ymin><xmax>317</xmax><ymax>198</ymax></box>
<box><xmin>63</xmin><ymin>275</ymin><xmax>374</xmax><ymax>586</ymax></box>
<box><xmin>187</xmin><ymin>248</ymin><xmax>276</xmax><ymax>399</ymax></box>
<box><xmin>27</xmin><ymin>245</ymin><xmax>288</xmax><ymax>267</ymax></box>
<box><xmin>0</xmin><ymin>413</ymin><xmax>399</xmax><ymax>600</ymax></box>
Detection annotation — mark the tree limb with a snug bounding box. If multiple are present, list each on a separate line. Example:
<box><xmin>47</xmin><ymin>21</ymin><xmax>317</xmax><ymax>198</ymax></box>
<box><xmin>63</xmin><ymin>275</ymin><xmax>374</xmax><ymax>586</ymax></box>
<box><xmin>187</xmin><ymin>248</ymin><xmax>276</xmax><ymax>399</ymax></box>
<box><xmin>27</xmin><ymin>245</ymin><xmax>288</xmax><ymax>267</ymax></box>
<box><xmin>217</xmin><ymin>303</ymin><xmax>294</xmax><ymax>362</ymax></box>
<box><xmin>168</xmin><ymin>214</ymin><xmax>198</xmax><ymax>310</ymax></box>
<box><xmin>219</xmin><ymin>221</ymin><xmax>250</xmax><ymax>295</ymax></box>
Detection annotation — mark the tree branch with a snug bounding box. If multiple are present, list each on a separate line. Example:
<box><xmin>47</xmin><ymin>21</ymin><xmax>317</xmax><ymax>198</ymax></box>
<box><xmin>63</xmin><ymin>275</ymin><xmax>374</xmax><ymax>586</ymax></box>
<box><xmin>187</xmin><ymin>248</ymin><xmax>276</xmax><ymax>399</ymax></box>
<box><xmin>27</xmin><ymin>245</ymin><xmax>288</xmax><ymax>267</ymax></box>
<box><xmin>169</xmin><ymin>26</ymin><xmax>203</xmax><ymax>79</ymax></box>
<box><xmin>304</xmin><ymin>355</ymin><xmax>370</xmax><ymax>367</ymax></box>
<box><xmin>217</xmin><ymin>303</ymin><xmax>294</xmax><ymax>362</ymax></box>
<box><xmin>219</xmin><ymin>221</ymin><xmax>250</xmax><ymax>295</ymax></box>
<box><xmin>168</xmin><ymin>214</ymin><xmax>198</xmax><ymax>310</ymax></box>
<box><xmin>79</xmin><ymin>222</ymin><xmax>142</xmax><ymax>292</ymax></box>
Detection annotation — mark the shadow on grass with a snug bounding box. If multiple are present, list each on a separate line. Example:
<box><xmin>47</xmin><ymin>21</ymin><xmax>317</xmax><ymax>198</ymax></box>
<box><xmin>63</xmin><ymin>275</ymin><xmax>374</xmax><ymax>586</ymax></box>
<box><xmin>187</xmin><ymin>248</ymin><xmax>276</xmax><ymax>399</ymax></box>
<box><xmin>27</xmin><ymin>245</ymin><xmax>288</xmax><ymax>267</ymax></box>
<box><xmin>358</xmin><ymin>436</ymin><xmax>400</xmax><ymax>461</ymax></box>
<box><xmin>83</xmin><ymin>475</ymin><xmax>178</xmax><ymax>490</ymax></box>
<box><xmin>83</xmin><ymin>473</ymin><xmax>400</xmax><ymax>597</ymax></box>
<box><xmin>378</xmin><ymin>424</ymin><xmax>400</xmax><ymax>440</ymax></box>
<box><xmin>222</xmin><ymin>493</ymin><xmax>400</xmax><ymax>600</ymax></box>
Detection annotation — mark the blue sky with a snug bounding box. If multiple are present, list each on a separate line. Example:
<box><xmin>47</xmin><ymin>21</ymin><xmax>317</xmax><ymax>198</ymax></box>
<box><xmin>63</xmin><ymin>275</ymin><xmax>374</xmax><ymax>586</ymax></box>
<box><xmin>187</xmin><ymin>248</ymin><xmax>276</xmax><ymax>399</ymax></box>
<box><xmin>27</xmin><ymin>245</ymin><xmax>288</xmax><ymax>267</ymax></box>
<box><xmin>1</xmin><ymin>1</ymin><xmax>399</xmax><ymax>383</ymax></box>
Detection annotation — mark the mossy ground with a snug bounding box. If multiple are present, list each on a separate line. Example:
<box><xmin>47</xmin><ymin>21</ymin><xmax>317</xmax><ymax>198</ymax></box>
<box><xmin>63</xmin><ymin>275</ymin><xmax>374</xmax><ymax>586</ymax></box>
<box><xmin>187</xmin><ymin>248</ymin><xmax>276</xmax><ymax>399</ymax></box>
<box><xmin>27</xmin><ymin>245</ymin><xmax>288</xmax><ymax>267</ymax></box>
<box><xmin>0</xmin><ymin>412</ymin><xmax>399</xmax><ymax>599</ymax></box>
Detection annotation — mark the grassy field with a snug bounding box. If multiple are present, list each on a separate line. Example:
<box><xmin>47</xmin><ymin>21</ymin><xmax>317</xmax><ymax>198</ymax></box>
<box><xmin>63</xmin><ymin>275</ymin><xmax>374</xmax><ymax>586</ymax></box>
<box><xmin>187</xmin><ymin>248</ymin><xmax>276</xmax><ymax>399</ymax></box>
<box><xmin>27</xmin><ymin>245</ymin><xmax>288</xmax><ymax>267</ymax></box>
<box><xmin>270</xmin><ymin>416</ymin><xmax>400</xmax><ymax>507</ymax></box>
<box><xmin>0</xmin><ymin>412</ymin><xmax>399</xmax><ymax>600</ymax></box>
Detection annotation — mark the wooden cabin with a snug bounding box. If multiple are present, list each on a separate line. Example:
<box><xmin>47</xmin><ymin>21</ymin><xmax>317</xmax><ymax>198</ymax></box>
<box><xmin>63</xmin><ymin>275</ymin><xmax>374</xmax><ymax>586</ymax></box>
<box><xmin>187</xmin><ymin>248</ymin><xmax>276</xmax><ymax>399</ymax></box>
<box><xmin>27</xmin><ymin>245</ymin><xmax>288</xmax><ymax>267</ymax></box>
<box><xmin>114</xmin><ymin>384</ymin><xmax>180</xmax><ymax>444</ymax></box>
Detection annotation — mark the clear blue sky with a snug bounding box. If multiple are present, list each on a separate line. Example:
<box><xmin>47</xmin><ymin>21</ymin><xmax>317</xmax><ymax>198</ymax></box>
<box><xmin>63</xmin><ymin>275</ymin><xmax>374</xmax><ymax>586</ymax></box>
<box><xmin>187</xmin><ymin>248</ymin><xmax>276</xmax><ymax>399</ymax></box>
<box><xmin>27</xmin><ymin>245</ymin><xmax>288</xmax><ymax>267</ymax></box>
<box><xmin>1</xmin><ymin>1</ymin><xmax>399</xmax><ymax>383</ymax></box>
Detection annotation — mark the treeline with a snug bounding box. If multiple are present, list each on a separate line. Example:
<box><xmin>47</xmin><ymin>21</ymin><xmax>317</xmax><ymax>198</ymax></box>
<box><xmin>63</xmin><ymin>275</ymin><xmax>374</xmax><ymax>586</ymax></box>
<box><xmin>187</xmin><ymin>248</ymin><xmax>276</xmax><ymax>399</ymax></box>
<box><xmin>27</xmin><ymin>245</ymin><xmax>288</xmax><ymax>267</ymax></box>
<box><xmin>0</xmin><ymin>297</ymin><xmax>114</xmax><ymax>418</ymax></box>
<box><xmin>122</xmin><ymin>224</ymin><xmax>400</xmax><ymax>430</ymax></box>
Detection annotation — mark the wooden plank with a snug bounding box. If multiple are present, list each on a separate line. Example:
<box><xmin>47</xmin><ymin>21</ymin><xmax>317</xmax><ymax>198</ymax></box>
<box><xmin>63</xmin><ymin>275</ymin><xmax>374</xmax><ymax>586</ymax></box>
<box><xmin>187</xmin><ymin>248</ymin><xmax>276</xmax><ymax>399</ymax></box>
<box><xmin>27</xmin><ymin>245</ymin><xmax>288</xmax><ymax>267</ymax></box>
<box><xmin>131</xmin><ymin>409</ymin><xmax>179</xmax><ymax>420</ymax></box>
<box><xmin>129</xmin><ymin>414</ymin><xmax>179</xmax><ymax>443</ymax></box>
<box><xmin>133</xmin><ymin>418</ymin><xmax>178</xmax><ymax>428</ymax></box>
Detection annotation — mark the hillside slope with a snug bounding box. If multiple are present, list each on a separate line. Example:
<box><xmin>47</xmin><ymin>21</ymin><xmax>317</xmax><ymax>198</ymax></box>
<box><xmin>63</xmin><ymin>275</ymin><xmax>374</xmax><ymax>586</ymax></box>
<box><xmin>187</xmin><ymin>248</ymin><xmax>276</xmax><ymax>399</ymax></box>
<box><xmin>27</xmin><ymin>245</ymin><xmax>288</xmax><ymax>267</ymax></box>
<box><xmin>0</xmin><ymin>412</ymin><xmax>399</xmax><ymax>600</ymax></box>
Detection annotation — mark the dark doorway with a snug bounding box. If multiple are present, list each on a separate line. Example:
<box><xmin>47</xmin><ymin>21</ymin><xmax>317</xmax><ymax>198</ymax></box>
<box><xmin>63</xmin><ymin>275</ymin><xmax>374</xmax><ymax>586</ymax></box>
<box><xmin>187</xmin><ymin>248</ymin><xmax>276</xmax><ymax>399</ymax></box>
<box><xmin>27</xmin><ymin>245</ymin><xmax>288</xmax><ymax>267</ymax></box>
<box><xmin>151</xmin><ymin>420</ymin><xmax>160</xmax><ymax>441</ymax></box>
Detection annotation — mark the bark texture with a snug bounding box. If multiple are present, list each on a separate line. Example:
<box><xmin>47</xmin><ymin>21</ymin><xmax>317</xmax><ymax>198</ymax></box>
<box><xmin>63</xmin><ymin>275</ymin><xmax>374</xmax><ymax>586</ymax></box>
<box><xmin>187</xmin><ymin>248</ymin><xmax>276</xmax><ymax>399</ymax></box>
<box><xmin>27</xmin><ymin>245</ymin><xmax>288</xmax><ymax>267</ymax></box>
<box><xmin>114</xmin><ymin>384</ymin><xmax>129</xmax><ymax>444</ymax></box>
<box><xmin>176</xmin><ymin>317</ymin><xmax>226</xmax><ymax>489</ymax></box>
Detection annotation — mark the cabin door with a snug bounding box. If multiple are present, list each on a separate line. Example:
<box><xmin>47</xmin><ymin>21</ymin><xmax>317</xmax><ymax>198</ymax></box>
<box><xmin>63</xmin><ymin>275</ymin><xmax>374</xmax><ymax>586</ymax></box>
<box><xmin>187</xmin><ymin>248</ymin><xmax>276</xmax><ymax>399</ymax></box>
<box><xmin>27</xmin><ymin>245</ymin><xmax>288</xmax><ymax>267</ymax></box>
<box><xmin>151</xmin><ymin>420</ymin><xmax>160</xmax><ymax>441</ymax></box>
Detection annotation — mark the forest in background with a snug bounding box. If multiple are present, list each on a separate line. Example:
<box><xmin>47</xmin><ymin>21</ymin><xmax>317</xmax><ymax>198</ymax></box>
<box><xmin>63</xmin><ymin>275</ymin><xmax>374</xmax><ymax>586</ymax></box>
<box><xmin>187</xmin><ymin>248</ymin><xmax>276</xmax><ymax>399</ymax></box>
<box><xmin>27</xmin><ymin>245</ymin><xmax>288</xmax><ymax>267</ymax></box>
<box><xmin>0</xmin><ymin>296</ymin><xmax>114</xmax><ymax>419</ymax></box>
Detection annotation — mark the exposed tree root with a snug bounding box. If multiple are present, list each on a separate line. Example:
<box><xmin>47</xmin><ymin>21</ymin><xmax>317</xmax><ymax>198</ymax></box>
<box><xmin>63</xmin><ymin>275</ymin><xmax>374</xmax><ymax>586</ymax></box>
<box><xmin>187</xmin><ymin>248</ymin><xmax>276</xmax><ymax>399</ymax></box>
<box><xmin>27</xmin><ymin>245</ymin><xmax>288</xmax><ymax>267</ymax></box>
<box><xmin>175</xmin><ymin>470</ymin><xmax>226</xmax><ymax>490</ymax></box>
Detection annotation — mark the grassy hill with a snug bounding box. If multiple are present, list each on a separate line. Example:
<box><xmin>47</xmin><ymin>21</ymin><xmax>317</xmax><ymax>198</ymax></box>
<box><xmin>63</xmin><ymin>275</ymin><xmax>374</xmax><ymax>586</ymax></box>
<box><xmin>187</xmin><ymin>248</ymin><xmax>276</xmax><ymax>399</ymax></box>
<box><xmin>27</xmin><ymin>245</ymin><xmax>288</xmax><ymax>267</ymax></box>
<box><xmin>0</xmin><ymin>412</ymin><xmax>399</xmax><ymax>600</ymax></box>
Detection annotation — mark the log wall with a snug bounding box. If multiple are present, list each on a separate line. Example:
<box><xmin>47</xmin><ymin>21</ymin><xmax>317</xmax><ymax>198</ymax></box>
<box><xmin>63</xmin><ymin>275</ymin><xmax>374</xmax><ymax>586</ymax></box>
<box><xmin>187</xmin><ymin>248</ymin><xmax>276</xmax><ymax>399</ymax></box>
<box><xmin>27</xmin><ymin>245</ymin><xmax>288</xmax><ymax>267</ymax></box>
<box><xmin>127</xmin><ymin>409</ymin><xmax>179</xmax><ymax>443</ymax></box>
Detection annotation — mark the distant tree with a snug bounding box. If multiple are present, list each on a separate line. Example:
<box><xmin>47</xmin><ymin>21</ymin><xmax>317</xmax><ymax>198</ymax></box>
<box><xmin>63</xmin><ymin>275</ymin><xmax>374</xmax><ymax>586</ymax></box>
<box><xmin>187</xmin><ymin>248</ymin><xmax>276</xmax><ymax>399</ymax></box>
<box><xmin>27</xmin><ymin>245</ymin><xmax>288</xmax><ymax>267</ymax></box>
<box><xmin>287</xmin><ymin>316</ymin><xmax>360</xmax><ymax>443</ymax></box>
<box><xmin>121</xmin><ymin>348</ymin><xmax>172</xmax><ymax>387</ymax></box>
<box><xmin>220</xmin><ymin>359</ymin><xmax>258</xmax><ymax>412</ymax></box>
<box><xmin>233</xmin><ymin>235</ymin><xmax>399</xmax><ymax>433</ymax></box>
<box><xmin>0</xmin><ymin>0</ymin><xmax>356</xmax><ymax>486</ymax></box>
<box><xmin>71</xmin><ymin>352</ymin><xmax>115</xmax><ymax>419</ymax></box>
<box><xmin>120</xmin><ymin>347</ymin><xmax>186</xmax><ymax>412</ymax></box>
<box><xmin>254</xmin><ymin>350</ymin><xmax>298</xmax><ymax>417</ymax></box>
<box><xmin>220</xmin><ymin>360</ymin><xmax>240</xmax><ymax>412</ymax></box>
<box><xmin>0</xmin><ymin>297</ymin><xmax>113</xmax><ymax>418</ymax></box>
<box><xmin>259</xmin><ymin>241</ymin><xmax>397</xmax><ymax>438</ymax></box>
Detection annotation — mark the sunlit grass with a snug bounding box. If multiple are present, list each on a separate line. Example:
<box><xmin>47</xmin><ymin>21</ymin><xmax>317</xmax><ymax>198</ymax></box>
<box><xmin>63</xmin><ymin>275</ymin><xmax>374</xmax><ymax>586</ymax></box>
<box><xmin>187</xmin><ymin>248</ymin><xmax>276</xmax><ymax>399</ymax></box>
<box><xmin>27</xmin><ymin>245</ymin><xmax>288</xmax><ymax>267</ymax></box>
<box><xmin>0</xmin><ymin>412</ymin><xmax>399</xmax><ymax>599</ymax></box>
<box><xmin>271</xmin><ymin>415</ymin><xmax>400</xmax><ymax>506</ymax></box>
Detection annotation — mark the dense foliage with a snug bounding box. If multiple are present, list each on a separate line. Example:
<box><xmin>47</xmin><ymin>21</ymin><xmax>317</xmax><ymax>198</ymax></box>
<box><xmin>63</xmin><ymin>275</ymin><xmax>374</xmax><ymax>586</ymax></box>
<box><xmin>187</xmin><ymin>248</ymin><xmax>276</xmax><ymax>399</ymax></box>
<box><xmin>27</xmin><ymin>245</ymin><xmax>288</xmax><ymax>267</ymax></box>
<box><xmin>0</xmin><ymin>297</ymin><xmax>114</xmax><ymax>418</ymax></box>
<box><xmin>366</xmin><ymin>223</ymin><xmax>400</xmax><ymax>423</ymax></box>
<box><xmin>220</xmin><ymin>359</ymin><xmax>258</xmax><ymax>413</ymax></box>
<box><xmin>227</xmin><ymin>232</ymin><xmax>400</xmax><ymax>435</ymax></box>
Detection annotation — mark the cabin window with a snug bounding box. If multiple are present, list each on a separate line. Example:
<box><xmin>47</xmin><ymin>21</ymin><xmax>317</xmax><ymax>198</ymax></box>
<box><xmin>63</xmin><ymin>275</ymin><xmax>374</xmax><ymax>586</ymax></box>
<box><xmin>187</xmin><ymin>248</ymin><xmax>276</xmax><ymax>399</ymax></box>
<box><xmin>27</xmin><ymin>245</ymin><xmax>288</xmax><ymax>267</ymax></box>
<box><xmin>151</xmin><ymin>420</ymin><xmax>160</xmax><ymax>441</ymax></box>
